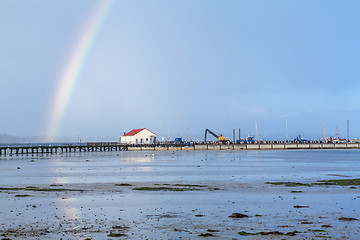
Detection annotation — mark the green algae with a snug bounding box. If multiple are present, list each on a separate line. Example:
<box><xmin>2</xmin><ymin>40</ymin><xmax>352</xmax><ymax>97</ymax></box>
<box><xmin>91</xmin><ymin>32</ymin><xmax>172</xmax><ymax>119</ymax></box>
<box><xmin>132</xmin><ymin>183</ymin><xmax>221</xmax><ymax>192</ymax></box>
<box><xmin>266</xmin><ymin>178</ymin><xmax>360</xmax><ymax>187</ymax></box>
<box><xmin>15</xmin><ymin>194</ymin><xmax>32</xmax><ymax>197</ymax></box>
<box><xmin>309</xmin><ymin>229</ymin><xmax>326</xmax><ymax>232</ymax></box>
<box><xmin>173</xmin><ymin>184</ymin><xmax>208</xmax><ymax>187</ymax></box>
<box><xmin>133</xmin><ymin>186</ymin><xmax>199</xmax><ymax>191</ymax></box>
<box><xmin>115</xmin><ymin>183</ymin><xmax>132</xmax><ymax>186</ymax></box>
<box><xmin>238</xmin><ymin>231</ymin><xmax>257</xmax><ymax>236</ymax></box>
<box><xmin>315</xmin><ymin>178</ymin><xmax>360</xmax><ymax>186</ymax></box>
<box><xmin>266</xmin><ymin>182</ymin><xmax>311</xmax><ymax>187</ymax></box>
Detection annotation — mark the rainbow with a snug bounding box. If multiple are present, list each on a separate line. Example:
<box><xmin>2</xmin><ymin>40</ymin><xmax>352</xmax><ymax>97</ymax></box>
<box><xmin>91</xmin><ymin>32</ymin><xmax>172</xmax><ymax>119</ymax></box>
<box><xmin>45</xmin><ymin>0</ymin><xmax>113</xmax><ymax>141</ymax></box>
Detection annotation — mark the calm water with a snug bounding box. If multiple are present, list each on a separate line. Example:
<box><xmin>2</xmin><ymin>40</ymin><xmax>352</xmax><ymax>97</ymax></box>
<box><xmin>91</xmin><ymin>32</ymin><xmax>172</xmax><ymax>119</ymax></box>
<box><xmin>0</xmin><ymin>149</ymin><xmax>359</xmax><ymax>185</ymax></box>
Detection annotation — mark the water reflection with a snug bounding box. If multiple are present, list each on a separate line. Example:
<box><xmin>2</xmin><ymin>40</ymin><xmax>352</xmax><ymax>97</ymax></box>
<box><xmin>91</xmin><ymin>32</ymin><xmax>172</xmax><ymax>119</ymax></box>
<box><xmin>119</xmin><ymin>153</ymin><xmax>155</xmax><ymax>162</ymax></box>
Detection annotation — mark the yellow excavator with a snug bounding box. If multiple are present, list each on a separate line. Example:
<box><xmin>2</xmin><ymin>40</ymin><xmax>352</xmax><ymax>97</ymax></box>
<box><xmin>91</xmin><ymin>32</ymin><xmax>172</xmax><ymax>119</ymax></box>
<box><xmin>205</xmin><ymin>129</ymin><xmax>229</xmax><ymax>143</ymax></box>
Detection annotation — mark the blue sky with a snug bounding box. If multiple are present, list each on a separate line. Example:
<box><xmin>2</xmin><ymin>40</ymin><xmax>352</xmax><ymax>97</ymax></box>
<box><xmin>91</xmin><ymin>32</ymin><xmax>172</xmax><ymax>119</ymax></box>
<box><xmin>0</xmin><ymin>0</ymin><xmax>359</xmax><ymax>141</ymax></box>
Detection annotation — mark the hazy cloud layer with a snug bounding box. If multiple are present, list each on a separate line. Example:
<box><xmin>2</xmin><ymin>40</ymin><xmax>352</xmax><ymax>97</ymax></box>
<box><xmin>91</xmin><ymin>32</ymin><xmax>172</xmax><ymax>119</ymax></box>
<box><xmin>0</xmin><ymin>0</ymin><xmax>359</xmax><ymax>142</ymax></box>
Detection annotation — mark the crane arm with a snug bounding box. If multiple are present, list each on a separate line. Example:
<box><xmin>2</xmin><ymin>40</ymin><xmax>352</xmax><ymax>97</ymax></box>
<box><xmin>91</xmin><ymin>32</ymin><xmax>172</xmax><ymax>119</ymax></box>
<box><xmin>205</xmin><ymin>129</ymin><xmax>219</xmax><ymax>141</ymax></box>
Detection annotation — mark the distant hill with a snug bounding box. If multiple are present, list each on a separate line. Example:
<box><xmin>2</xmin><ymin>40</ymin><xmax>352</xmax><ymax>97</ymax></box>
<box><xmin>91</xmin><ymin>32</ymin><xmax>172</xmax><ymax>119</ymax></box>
<box><xmin>0</xmin><ymin>134</ymin><xmax>117</xmax><ymax>143</ymax></box>
<box><xmin>0</xmin><ymin>134</ymin><xmax>25</xmax><ymax>143</ymax></box>
<box><xmin>0</xmin><ymin>134</ymin><xmax>52</xmax><ymax>143</ymax></box>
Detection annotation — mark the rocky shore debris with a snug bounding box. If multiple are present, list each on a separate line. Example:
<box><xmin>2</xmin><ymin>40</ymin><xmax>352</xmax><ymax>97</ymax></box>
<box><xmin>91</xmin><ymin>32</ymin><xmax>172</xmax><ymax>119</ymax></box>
<box><xmin>198</xmin><ymin>233</ymin><xmax>214</xmax><ymax>237</ymax></box>
<box><xmin>115</xmin><ymin>183</ymin><xmax>132</xmax><ymax>186</ymax></box>
<box><xmin>104</xmin><ymin>225</ymin><xmax>130</xmax><ymax>238</ymax></box>
<box><xmin>293</xmin><ymin>205</ymin><xmax>310</xmax><ymax>208</ymax></box>
<box><xmin>238</xmin><ymin>230</ymin><xmax>299</xmax><ymax>236</ymax></box>
<box><xmin>301</xmin><ymin>221</ymin><xmax>314</xmax><ymax>224</ymax></box>
<box><xmin>338</xmin><ymin>217</ymin><xmax>358</xmax><ymax>221</ymax></box>
<box><xmin>107</xmin><ymin>232</ymin><xmax>127</xmax><ymax>237</ymax></box>
<box><xmin>321</xmin><ymin>224</ymin><xmax>332</xmax><ymax>228</ymax></box>
<box><xmin>111</xmin><ymin>225</ymin><xmax>130</xmax><ymax>230</ymax></box>
<box><xmin>133</xmin><ymin>186</ymin><xmax>198</xmax><ymax>191</ymax></box>
<box><xmin>228</xmin><ymin>213</ymin><xmax>249</xmax><ymax>218</ymax></box>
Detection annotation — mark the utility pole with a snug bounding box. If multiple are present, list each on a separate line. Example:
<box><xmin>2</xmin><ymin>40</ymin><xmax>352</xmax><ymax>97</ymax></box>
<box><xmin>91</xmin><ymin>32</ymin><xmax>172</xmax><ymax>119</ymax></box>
<box><xmin>335</xmin><ymin>126</ymin><xmax>339</xmax><ymax>139</ymax></box>
<box><xmin>255</xmin><ymin>121</ymin><xmax>258</xmax><ymax>140</ymax></box>
<box><xmin>347</xmin><ymin>118</ymin><xmax>350</xmax><ymax>141</ymax></box>
<box><xmin>186</xmin><ymin>127</ymin><xmax>189</xmax><ymax>142</ymax></box>
<box><xmin>233</xmin><ymin>129</ymin><xmax>235</xmax><ymax>143</ymax></box>
<box><xmin>285</xmin><ymin>118</ymin><xmax>288</xmax><ymax>142</ymax></box>
<box><xmin>168</xmin><ymin>126</ymin><xmax>170</xmax><ymax>141</ymax></box>
<box><xmin>323</xmin><ymin>120</ymin><xmax>326</xmax><ymax>141</ymax></box>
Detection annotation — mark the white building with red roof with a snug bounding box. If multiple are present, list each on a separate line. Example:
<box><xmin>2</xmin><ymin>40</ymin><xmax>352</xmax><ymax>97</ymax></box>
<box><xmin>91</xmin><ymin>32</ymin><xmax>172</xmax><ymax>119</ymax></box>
<box><xmin>119</xmin><ymin>128</ymin><xmax>157</xmax><ymax>144</ymax></box>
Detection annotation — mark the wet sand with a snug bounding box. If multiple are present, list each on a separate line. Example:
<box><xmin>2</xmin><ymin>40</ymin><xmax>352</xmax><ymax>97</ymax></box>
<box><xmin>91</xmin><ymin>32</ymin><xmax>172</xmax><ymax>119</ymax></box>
<box><xmin>0</xmin><ymin>150</ymin><xmax>359</xmax><ymax>239</ymax></box>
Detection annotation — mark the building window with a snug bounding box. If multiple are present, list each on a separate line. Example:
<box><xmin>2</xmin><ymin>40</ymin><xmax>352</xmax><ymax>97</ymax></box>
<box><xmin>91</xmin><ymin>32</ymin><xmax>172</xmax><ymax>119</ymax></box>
<box><xmin>146</xmin><ymin>138</ymin><xmax>148</xmax><ymax>142</ymax></box>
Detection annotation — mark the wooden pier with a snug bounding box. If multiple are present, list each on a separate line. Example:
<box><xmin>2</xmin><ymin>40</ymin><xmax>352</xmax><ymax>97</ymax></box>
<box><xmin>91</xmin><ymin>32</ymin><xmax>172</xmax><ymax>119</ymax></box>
<box><xmin>0</xmin><ymin>142</ymin><xmax>127</xmax><ymax>156</ymax></box>
<box><xmin>1</xmin><ymin>142</ymin><xmax>359</xmax><ymax>156</ymax></box>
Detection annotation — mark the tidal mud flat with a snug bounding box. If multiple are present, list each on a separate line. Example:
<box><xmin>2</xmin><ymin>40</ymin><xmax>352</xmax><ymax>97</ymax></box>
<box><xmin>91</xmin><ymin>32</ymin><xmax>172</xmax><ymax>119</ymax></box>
<box><xmin>0</xmin><ymin>150</ymin><xmax>359</xmax><ymax>239</ymax></box>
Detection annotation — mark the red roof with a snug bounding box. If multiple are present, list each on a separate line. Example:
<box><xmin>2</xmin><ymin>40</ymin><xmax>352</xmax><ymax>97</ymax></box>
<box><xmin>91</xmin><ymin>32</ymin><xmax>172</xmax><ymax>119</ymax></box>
<box><xmin>123</xmin><ymin>128</ymin><xmax>156</xmax><ymax>136</ymax></box>
<box><xmin>123</xmin><ymin>128</ymin><xmax>145</xmax><ymax>136</ymax></box>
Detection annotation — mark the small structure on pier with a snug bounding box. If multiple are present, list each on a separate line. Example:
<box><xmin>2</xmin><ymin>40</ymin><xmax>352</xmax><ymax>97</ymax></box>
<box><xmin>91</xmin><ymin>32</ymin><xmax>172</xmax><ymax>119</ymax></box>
<box><xmin>119</xmin><ymin>128</ymin><xmax>157</xmax><ymax>144</ymax></box>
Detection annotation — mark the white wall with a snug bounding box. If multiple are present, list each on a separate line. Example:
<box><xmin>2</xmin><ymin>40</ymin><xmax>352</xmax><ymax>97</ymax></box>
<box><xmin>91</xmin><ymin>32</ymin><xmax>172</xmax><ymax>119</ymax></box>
<box><xmin>120</xmin><ymin>129</ymin><xmax>156</xmax><ymax>144</ymax></box>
